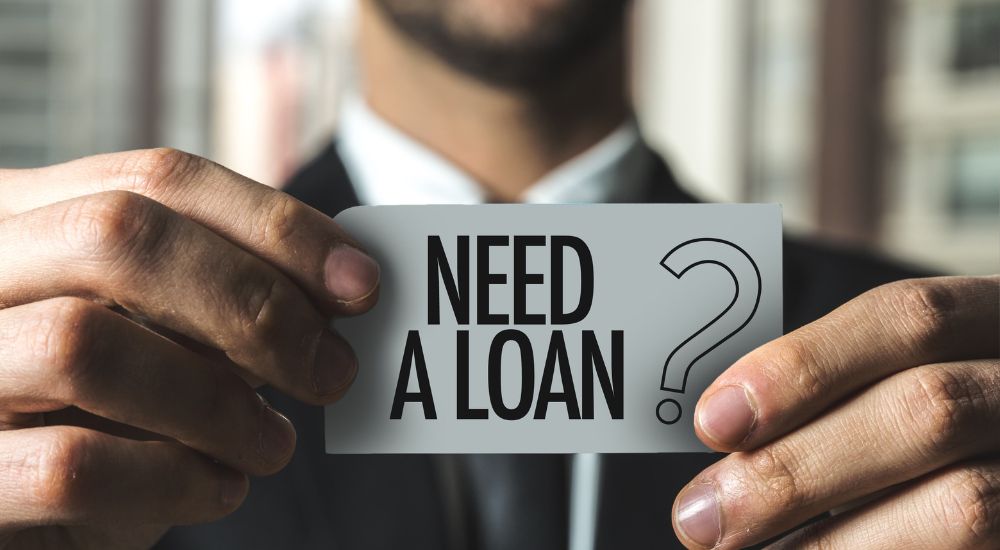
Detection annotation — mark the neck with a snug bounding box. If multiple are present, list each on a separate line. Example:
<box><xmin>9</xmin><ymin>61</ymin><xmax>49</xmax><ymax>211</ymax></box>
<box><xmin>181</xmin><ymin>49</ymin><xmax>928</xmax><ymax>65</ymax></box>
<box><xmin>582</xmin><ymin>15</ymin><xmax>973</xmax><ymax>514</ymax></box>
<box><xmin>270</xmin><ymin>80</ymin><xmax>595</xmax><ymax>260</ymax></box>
<box><xmin>357</xmin><ymin>2</ymin><xmax>631</xmax><ymax>201</ymax></box>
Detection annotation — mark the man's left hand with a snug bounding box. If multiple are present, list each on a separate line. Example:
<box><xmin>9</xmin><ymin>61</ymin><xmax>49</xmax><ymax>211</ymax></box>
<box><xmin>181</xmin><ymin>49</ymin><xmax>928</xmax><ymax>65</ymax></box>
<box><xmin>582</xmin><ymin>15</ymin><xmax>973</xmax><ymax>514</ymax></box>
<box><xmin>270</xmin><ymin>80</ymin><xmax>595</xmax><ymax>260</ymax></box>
<box><xmin>672</xmin><ymin>276</ymin><xmax>1000</xmax><ymax>549</ymax></box>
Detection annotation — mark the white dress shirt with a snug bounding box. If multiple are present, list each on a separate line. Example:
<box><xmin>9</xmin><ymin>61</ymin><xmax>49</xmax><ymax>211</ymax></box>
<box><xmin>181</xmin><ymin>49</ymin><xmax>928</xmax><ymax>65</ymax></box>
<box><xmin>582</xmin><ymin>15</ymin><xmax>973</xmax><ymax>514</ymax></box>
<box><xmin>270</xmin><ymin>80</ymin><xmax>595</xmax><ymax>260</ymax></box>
<box><xmin>337</xmin><ymin>94</ymin><xmax>653</xmax><ymax>206</ymax></box>
<box><xmin>336</xmin><ymin>94</ymin><xmax>656</xmax><ymax>550</ymax></box>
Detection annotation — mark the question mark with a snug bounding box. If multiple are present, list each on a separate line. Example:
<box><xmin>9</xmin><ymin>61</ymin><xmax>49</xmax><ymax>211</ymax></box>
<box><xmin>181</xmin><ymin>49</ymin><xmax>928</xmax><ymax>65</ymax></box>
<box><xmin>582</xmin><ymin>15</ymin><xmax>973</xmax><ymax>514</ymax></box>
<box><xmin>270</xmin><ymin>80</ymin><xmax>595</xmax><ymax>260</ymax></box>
<box><xmin>655</xmin><ymin>238</ymin><xmax>762</xmax><ymax>425</ymax></box>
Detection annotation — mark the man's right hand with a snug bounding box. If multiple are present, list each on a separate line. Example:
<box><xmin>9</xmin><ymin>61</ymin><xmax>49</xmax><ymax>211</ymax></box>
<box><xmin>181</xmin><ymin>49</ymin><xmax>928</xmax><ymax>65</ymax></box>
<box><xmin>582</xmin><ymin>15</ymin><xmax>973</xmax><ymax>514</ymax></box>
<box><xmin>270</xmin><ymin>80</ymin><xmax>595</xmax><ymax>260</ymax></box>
<box><xmin>0</xmin><ymin>149</ymin><xmax>380</xmax><ymax>549</ymax></box>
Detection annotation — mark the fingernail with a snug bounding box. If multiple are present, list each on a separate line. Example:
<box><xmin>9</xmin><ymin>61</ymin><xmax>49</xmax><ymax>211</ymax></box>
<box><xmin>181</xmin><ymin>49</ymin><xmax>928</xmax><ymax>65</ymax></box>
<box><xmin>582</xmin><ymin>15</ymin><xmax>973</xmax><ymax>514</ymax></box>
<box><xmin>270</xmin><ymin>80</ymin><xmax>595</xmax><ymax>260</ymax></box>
<box><xmin>324</xmin><ymin>245</ymin><xmax>380</xmax><ymax>304</ymax></box>
<box><xmin>258</xmin><ymin>397</ymin><xmax>296</xmax><ymax>462</ymax></box>
<box><xmin>676</xmin><ymin>483</ymin><xmax>721</xmax><ymax>548</ymax></box>
<box><xmin>313</xmin><ymin>333</ymin><xmax>358</xmax><ymax>397</ymax></box>
<box><xmin>698</xmin><ymin>385</ymin><xmax>757</xmax><ymax>447</ymax></box>
<box><xmin>219</xmin><ymin>469</ymin><xmax>248</xmax><ymax>508</ymax></box>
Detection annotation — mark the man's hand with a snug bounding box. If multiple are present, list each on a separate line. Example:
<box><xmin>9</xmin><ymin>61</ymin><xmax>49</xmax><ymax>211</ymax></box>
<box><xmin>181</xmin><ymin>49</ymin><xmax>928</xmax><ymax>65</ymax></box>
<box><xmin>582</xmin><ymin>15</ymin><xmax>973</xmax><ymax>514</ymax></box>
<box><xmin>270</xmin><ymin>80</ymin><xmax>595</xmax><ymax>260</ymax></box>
<box><xmin>672</xmin><ymin>276</ymin><xmax>999</xmax><ymax>549</ymax></box>
<box><xmin>0</xmin><ymin>149</ymin><xmax>380</xmax><ymax>549</ymax></box>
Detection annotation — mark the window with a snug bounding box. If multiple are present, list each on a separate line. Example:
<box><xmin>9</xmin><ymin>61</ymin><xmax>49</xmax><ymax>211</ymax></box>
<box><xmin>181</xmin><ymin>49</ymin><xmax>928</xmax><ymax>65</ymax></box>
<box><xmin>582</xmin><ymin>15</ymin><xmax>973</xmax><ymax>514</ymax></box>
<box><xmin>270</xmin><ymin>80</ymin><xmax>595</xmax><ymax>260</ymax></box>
<box><xmin>952</xmin><ymin>2</ymin><xmax>1000</xmax><ymax>73</ymax></box>
<box><xmin>948</xmin><ymin>134</ymin><xmax>1000</xmax><ymax>221</ymax></box>
<box><xmin>0</xmin><ymin>0</ymin><xmax>52</xmax><ymax>167</ymax></box>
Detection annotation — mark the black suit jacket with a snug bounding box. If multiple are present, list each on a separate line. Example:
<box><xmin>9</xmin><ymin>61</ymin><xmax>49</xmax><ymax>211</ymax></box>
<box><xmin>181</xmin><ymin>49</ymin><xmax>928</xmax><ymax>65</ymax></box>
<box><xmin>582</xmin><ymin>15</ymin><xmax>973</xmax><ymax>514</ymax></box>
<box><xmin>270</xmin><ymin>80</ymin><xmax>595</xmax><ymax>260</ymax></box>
<box><xmin>158</xmin><ymin>143</ymin><xmax>925</xmax><ymax>550</ymax></box>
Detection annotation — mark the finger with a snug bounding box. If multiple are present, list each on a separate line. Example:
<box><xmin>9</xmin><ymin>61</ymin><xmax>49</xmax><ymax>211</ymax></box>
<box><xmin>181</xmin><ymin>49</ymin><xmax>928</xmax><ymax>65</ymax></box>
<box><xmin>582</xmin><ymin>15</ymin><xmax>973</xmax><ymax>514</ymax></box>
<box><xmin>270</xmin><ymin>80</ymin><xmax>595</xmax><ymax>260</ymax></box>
<box><xmin>0</xmin><ymin>148</ymin><xmax>379</xmax><ymax>315</ymax></box>
<box><xmin>768</xmin><ymin>459</ymin><xmax>1000</xmax><ymax>550</ymax></box>
<box><xmin>0</xmin><ymin>298</ymin><xmax>296</xmax><ymax>476</ymax></box>
<box><xmin>673</xmin><ymin>359</ymin><xmax>1000</xmax><ymax>549</ymax></box>
<box><xmin>0</xmin><ymin>191</ymin><xmax>358</xmax><ymax>404</ymax></box>
<box><xmin>695</xmin><ymin>276</ymin><xmax>999</xmax><ymax>450</ymax></box>
<box><xmin>0</xmin><ymin>426</ymin><xmax>248</xmax><ymax>529</ymax></box>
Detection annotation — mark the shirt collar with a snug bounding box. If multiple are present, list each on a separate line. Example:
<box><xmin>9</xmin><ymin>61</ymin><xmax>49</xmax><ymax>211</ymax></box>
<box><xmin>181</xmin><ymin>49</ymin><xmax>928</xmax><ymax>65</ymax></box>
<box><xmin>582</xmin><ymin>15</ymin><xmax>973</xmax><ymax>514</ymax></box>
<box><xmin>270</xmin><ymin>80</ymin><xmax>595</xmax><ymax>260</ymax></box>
<box><xmin>336</xmin><ymin>94</ymin><xmax>653</xmax><ymax>206</ymax></box>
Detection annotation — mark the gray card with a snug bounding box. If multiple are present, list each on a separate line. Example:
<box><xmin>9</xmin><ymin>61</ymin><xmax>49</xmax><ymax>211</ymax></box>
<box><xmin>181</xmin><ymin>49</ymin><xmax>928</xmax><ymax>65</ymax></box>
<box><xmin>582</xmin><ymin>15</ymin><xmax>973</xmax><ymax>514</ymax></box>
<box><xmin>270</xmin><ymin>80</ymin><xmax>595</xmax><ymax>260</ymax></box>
<box><xmin>326</xmin><ymin>204</ymin><xmax>781</xmax><ymax>453</ymax></box>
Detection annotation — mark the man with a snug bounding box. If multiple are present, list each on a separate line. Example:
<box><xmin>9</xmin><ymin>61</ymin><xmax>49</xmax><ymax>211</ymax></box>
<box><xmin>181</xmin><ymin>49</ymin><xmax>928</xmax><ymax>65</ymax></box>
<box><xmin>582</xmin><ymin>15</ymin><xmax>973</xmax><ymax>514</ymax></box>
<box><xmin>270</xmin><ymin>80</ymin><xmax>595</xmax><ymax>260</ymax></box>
<box><xmin>0</xmin><ymin>0</ymin><xmax>995</xmax><ymax>548</ymax></box>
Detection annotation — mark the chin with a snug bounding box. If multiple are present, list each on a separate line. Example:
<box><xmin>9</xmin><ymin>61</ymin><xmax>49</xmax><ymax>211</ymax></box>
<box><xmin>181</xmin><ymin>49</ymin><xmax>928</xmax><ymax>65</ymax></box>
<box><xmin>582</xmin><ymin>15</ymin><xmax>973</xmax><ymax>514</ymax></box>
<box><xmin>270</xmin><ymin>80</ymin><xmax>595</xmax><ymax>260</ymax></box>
<box><xmin>372</xmin><ymin>0</ymin><xmax>628</xmax><ymax>88</ymax></box>
<box><xmin>445</xmin><ymin>0</ymin><xmax>573</xmax><ymax>42</ymax></box>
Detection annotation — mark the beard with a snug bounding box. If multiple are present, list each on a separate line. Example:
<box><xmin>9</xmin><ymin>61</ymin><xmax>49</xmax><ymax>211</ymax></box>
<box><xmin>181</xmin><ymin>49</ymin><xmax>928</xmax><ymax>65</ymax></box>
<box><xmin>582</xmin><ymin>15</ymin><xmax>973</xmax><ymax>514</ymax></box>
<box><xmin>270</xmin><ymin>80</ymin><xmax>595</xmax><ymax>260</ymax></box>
<box><xmin>371</xmin><ymin>0</ymin><xmax>629</xmax><ymax>90</ymax></box>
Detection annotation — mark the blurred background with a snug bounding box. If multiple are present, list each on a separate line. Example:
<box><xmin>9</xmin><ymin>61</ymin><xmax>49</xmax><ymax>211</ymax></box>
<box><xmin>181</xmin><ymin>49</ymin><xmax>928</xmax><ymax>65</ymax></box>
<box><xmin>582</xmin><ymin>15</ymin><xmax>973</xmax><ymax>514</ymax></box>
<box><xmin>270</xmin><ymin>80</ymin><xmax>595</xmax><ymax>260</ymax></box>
<box><xmin>0</xmin><ymin>0</ymin><xmax>997</xmax><ymax>273</ymax></box>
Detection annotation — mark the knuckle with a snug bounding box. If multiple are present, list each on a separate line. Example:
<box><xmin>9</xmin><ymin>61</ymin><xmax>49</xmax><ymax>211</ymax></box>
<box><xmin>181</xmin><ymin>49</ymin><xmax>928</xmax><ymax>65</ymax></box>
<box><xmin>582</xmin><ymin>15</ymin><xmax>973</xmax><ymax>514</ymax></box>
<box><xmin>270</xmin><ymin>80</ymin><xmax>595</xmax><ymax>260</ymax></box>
<box><xmin>883</xmin><ymin>279</ymin><xmax>955</xmax><ymax>349</ymax></box>
<box><xmin>31</xmin><ymin>298</ymin><xmax>106</xmax><ymax>390</ymax></box>
<box><xmin>115</xmin><ymin>147</ymin><xmax>200</xmax><ymax>197</ymax></box>
<box><xmin>898</xmin><ymin>368</ymin><xmax>981</xmax><ymax>456</ymax></box>
<box><xmin>30</xmin><ymin>428</ymin><xmax>98</xmax><ymax>514</ymax></box>
<box><xmin>223</xmin><ymin>259</ymin><xmax>313</xmax><ymax>365</ymax></box>
<box><xmin>939</xmin><ymin>467</ymin><xmax>1000</xmax><ymax>544</ymax></box>
<box><xmin>236</xmin><ymin>270</ymin><xmax>284</xmax><ymax>340</ymax></box>
<box><xmin>744</xmin><ymin>444</ymin><xmax>809</xmax><ymax>511</ymax></box>
<box><xmin>228</xmin><ymin>267</ymin><xmax>310</xmax><ymax>360</ymax></box>
<box><xmin>764</xmin><ymin>332</ymin><xmax>827</xmax><ymax>400</ymax></box>
<box><xmin>250</xmin><ymin>193</ymin><xmax>305</xmax><ymax>250</ymax></box>
<box><xmin>61</xmin><ymin>191</ymin><xmax>169</xmax><ymax>264</ymax></box>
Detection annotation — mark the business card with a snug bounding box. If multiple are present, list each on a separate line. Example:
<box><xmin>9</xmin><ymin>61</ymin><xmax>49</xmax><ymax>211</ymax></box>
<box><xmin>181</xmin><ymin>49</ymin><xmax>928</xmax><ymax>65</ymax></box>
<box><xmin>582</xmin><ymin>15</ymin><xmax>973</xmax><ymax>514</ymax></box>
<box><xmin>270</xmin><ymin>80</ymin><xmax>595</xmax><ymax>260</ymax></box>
<box><xmin>326</xmin><ymin>204</ymin><xmax>781</xmax><ymax>453</ymax></box>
